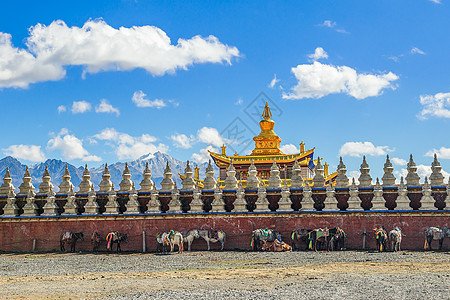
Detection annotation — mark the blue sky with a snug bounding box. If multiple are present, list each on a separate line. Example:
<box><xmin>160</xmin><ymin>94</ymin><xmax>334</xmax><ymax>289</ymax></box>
<box><xmin>1</xmin><ymin>0</ymin><xmax>449</xmax><ymax>182</ymax></box>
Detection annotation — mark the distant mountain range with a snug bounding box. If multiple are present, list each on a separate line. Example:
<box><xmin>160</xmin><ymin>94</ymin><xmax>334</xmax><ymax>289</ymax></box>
<box><xmin>0</xmin><ymin>152</ymin><xmax>218</xmax><ymax>193</ymax></box>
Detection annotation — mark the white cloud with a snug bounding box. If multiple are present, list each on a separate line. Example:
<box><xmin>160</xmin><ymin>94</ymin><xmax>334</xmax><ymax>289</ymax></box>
<box><xmin>308</xmin><ymin>47</ymin><xmax>328</xmax><ymax>62</ymax></box>
<box><xmin>394</xmin><ymin>165</ymin><xmax>450</xmax><ymax>183</ymax></box>
<box><xmin>418</xmin><ymin>92</ymin><xmax>450</xmax><ymax>119</ymax></box>
<box><xmin>235</xmin><ymin>98</ymin><xmax>243</xmax><ymax>105</ymax></box>
<box><xmin>318</xmin><ymin>20</ymin><xmax>348</xmax><ymax>34</ymax></box>
<box><xmin>132</xmin><ymin>90</ymin><xmax>166</xmax><ymax>109</ymax></box>
<box><xmin>171</xmin><ymin>133</ymin><xmax>194</xmax><ymax>149</ymax></box>
<box><xmin>280</xmin><ymin>144</ymin><xmax>299</xmax><ymax>154</ymax></box>
<box><xmin>410</xmin><ymin>47</ymin><xmax>425</xmax><ymax>55</ymax></box>
<box><xmin>71</xmin><ymin>100</ymin><xmax>92</xmax><ymax>114</ymax></box>
<box><xmin>339</xmin><ymin>142</ymin><xmax>393</xmax><ymax>157</ymax></box>
<box><xmin>168</xmin><ymin>99</ymin><xmax>180</xmax><ymax>107</ymax></box>
<box><xmin>391</xmin><ymin>157</ymin><xmax>407</xmax><ymax>166</ymax></box>
<box><xmin>0</xmin><ymin>32</ymin><xmax>66</xmax><ymax>88</ymax></box>
<box><xmin>47</xmin><ymin>130</ymin><xmax>100</xmax><ymax>161</ymax></box>
<box><xmin>320</xmin><ymin>20</ymin><xmax>337</xmax><ymax>28</ymax></box>
<box><xmin>426</xmin><ymin>147</ymin><xmax>450</xmax><ymax>159</ymax></box>
<box><xmin>197</xmin><ymin>127</ymin><xmax>227</xmax><ymax>147</ymax></box>
<box><xmin>282</xmin><ymin>61</ymin><xmax>398</xmax><ymax>100</ymax></box>
<box><xmin>2</xmin><ymin>144</ymin><xmax>45</xmax><ymax>162</ymax></box>
<box><xmin>429</xmin><ymin>0</ymin><xmax>441</xmax><ymax>4</ymax></box>
<box><xmin>192</xmin><ymin>145</ymin><xmax>218</xmax><ymax>164</ymax></box>
<box><xmin>57</xmin><ymin>105</ymin><xmax>67</xmax><ymax>113</ymax></box>
<box><xmin>95</xmin><ymin>99</ymin><xmax>120</xmax><ymax>116</ymax></box>
<box><xmin>0</xmin><ymin>19</ymin><xmax>239</xmax><ymax>88</ymax></box>
<box><xmin>93</xmin><ymin>128</ymin><xmax>168</xmax><ymax>160</ymax></box>
<box><xmin>268</xmin><ymin>74</ymin><xmax>280</xmax><ymax>89</ymax></box>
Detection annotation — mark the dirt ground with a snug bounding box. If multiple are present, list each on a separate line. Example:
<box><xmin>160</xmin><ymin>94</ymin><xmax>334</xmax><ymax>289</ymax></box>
<box><xmin>0</xmin><ymin>251</ymin><xmax>449</xmax><ymax>299</ymax></box>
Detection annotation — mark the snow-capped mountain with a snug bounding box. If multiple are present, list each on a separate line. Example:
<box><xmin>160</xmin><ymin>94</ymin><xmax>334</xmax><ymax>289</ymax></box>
<box><xmin>0</xmin><ymin>152</ymin><xmax>218</xmax><ymax>192</ymax></box>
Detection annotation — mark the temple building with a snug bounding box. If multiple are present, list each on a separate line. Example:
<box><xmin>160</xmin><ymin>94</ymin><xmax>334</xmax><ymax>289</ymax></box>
<box><xmin>208</xmin><ymin>102</ymin><xmax>337</xmax><ymax>187</ymax></box>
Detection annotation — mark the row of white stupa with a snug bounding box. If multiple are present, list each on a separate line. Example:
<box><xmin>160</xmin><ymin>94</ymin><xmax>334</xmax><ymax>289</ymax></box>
<box><xmin>0</xmin><ymin>154</ymin><xmax>449</xmax><ymax>216</ymax></box>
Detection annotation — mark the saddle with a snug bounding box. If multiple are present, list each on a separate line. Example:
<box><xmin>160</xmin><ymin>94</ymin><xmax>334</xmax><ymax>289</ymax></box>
<box><xmin>316</xmin><ymin>228</ymin><xmax>329</xmax><ymax>239</ymax></box>
<box><xmin>62</xmin><ymin>232</ymin><xmax>72</xmax><ymax>240</ymax></box>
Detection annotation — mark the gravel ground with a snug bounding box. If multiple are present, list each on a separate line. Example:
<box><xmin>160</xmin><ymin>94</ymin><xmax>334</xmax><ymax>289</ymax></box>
<box><xmin>0</xmin><ymin>251</ymin><xmax>449</xmax><ymax>299</ymax></box>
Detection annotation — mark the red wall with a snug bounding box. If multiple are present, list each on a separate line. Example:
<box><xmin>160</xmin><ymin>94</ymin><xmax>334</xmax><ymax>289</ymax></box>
<box><xmin>0</xmin><ymin>212</ymin><xmax>449</xmax><ymax>252</ymax></box>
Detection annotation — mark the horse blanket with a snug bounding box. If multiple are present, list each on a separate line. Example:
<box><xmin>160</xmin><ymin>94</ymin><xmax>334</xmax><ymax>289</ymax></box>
<box><xmin>430</xmin><ymin>228</ymin><xmax>444</xmax><ymax>240</ymax></box>
<box><xmin>62</xmin><ymin>232</ymin><xmax>72</xmax><ymax>240</ymax></box>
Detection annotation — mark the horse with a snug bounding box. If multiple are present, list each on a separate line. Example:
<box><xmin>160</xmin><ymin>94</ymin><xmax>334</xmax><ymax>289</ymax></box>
<box><xmin>424</xmin><ymin>227</ymin><xmax>450</xmax><ymax>250</ymax></box>
<box><xmin>106</xmin><ymin>232</ymin><xmax>128</xmax><ymax>253</ymax></box>
<box><xmin>373</xmin><ymin>226</ymin><xmax>388</xmax><ymax>252</ymax></box>
<box><xmin>156</xmin><ymin>232</ymin><xmax>170</xmax><ymax>253</ymax></box>
<box><xmin>91</xmin><ymin>232</ymin><xmax>101</xmax><ymax>253</ymax></box>
<box><xmin>251</xmin><ymin>229</ymin><xmax>281</xmax><ymax>251</ymax></box>
<box><xmin>291</xmin><ymin>229</ymin><xmax>312</xmax><ymax>251</ymax></box>
<box><xmin>181</xmin><ymin>230</ymin><xmax>200</xmax><ymax>251</ymax></box>
<box><xmin>328</xmin><ymin>227</ymin><xmax>346</xmax><ymax>251</ymax></box>
<box><xmin>308</xmin><ymin>228</ymin><xmax>329</xmax><ymax>251</ymax></box>
<box><xmin>60</xmin><ymin>232</ymin><xmax>84</xmax><ymax>252</ymax></box>
<box><xmin>389</xmin><ymin>227</ymin><xmax>402</xmax><ymax>252</ymax></box>
<box><xmin>168</xmin><ymin>230</ymin><xmax>184</xmax><ymax>253</ymax></box>
<box><xmin>198</xmin><ymin>230</ymin><xmax>226</xmax><ymax>251</ymax></box>
<box><xmin>261</xmin><ymin>239</ymin><xmax>292</xmax><ymax>252</ymax></box>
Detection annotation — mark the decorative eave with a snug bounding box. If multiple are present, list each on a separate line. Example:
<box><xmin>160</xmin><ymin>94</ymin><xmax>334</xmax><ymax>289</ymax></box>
<box><xmin>209</xmin><ymin>148</ymin><xmax>315</xmax><ymax>168</ymax></box>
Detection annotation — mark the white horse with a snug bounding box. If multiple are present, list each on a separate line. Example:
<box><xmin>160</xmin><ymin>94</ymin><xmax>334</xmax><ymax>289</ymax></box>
<box><xmin>156</xmin><ymin>232</ymin><xmax>170</xmax><ymax>252</ymax></box>
<box><xmin>168</xmin><ymin>231</ymin><xmax>184</xmax><ymax>253</ymax></box>
<box><xmin>181</xmin><ymin>230</ymin><xmax>200</xmax><ymax>251</ymax></box>
<box><xmin>198</xmin><ymin>230</ymin><xmax>226</xmax><ymax>250</ymax></box>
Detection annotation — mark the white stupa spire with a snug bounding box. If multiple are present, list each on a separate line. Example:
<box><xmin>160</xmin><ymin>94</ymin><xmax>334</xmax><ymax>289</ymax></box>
<box><xmin>181</xmin><ymin>161</ymin><xmax>195</xmax><ymax>191</ymax></box>
<box><xmin>18</xmin><ymin>166</ymin><xmax>35</xmax><ymax>196</ymax></box>
<box><xmin>160</xmin><ymin>161</ymin><xmax>175</xmax><ymax>191</ymax></box>
<box><xmin>381</xmin><ymin>155</ymin><xmax>396</xmax><ymax>187</ymax></box>
<box><xmin>139</xmin><ymin>162</ymin><xmax>154</xmax><ymax>192</ymax></box>
<box><xmin>224</xmin><ymin>159</ymin><xmax>238</xmax><ymax>190</ymax></box>
<box><xmin>38</xmin><ymin>165</ymin><xmax>54</xmax><ymax>195</ymax></box>
<box><xmin>78</xmin><ymin>164</ymin><xmax>94</xmax><ymax>193</ymax></box>
<box><xmin>246</xmin><ymin>159</ymin><xmax>260</xmax><ymax>189</ymax></box>
<box><xmin>290</xmin><ymin>159</ymin><xmax>304</xmax><ymax>189</ymax></box>
<box><xmin>335</xmin><ymin>157</ymin><xmax>349</xmax><ymax>188</ymax></box>
<box><xmin>429</xmin><ymin>154</ymin><xmax>444</xmax><ymax>186</ymax></box>
<box><xmin>268</xmin><ymin>159</ymin><xmax>282</xmax><ymax>189</ymax></box>
<box><xmin>406</xmin><ymin>154</ymin><xmax>420</xmax><ymax>187</ymax></box>
<box><xmin>119</xmin><ymin>163</ymin><xmax>133</xmax><ymax>192</ymax></box>
<box><xmin>0</xmin><ymin>167</ymin><xmax>15</xmax><ymax>197</ymax></box>
<box><xmin>358</xmin><ymin>156</ymin><xmax>372</xmax><ymax>188</ymax></box>
<box><xmin>98</xmin><ymin>163</ymin><xmax>113</xmax><ymax>193</ymax></box>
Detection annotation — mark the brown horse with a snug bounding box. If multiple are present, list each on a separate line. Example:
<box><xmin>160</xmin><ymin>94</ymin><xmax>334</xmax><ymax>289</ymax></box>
<box><xmin>60</xmin><ymin>232</ymin><xmax>84</xmax><ymax>252</ymax></box>
<box><xmin>291</xmin><ymin>228</ymin><xmax>312</xmax><ymax>251</ymax></box>
<box><xmin>106</xmin><ymin>232</ymin><xmax>128</xmax><ymax>253</ymax></box>
<box><xmin>91</xmin><ymin>232</ymin><xmax>101</xmax><ymax>253</ymax></box>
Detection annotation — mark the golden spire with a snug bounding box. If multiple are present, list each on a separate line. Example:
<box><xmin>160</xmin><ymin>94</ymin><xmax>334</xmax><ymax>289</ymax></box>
<box><xmin>262</xmin><ymin>102</ymin><xmax>272</xmax><ymax>121</ymax></box>
<box><xmin>194</xmin><ymin>165</ymin><xmax>200</xmax><ymax>180</ymax></box>
<box><xmin>221</xmin><ymin>144</ymin><xmax>226</xmax><ymax>155</ymax></box>
<box><xmin>251</xmin><ymin>102</ymin><xmax>282</xmax><ymax>156</ymax></box>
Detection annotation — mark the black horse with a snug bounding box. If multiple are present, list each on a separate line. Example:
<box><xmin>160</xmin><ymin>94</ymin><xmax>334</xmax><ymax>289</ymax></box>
<box><xmin>60</xmin><ymin>232</ymin><xmax>84</xmax><ymax>252</ymax></box>
<box><xmin>106</xmin><ymin>232</ymin><xmax>128</xmax><ymax>253</ymax></box>
<box><xmin>251</xmin><ymin>229</ymin><xmax>281</xmax><ymax>251</ymax></box>
<box><xmin>424</xmin><ymin>227</ymin><xmax>450</xmax><ymax>250</ymax></box>
<box><xmin>328</xmin><ymin>227</ymin><xmax>346</xmax><ymax>251</ymax></box>
<box><xmin>291</xmin><ymin>228</ymin><xmax>312</xmax><ymax>251</ymax></box>
<box><xmin>373</xmin><ymin>226</ymin><xmax>388</xmax><ymax>252</ymax></box>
